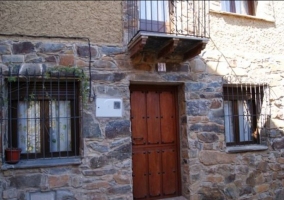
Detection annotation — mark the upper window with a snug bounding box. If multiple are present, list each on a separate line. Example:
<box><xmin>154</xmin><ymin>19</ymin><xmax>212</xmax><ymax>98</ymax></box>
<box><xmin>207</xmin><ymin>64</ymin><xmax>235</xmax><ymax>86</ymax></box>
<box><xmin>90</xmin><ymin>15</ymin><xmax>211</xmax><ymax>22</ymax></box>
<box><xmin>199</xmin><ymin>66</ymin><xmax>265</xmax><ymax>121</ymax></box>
<box><xmin>223</xmin><ymin>84</ymin><xmax>265</xmax><ymax>146</ymax></box>
<box><xmin>139</xmin><ymin>0</ymin><xmax>171</xmax><ymax>32</ymax></box>
<box><xmin>221</xmin><ymin>0</ymin><xmax>256</xmax><ymax>16</ymax></box>
<box><xmin>6</xmin><ymin>72</ymin><xmax>81</xmax><ymax>160</ymax></box>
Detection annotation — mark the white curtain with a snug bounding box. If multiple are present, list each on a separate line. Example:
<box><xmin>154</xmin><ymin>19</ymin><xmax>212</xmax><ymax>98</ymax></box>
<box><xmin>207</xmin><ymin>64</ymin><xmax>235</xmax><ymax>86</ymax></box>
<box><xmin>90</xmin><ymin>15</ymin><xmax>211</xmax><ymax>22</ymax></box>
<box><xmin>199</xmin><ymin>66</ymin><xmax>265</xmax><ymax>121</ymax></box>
<box><xmin>224</xmin><ymin>101</ymin><xmax>234</xmax><ymax>143</ymax></box>
<box><xmin>238</xmin><ymin>100</ymin><xmax>252</xmax><ymax>142</ymax></box>
<box><xmin>17</xmin><ymin>101</ymin><xmax>41</xmax><ymax>153</ymax></box>
<box><xmin>221</xmin><ymin>1</ymin><xmax>250</xmax><ymax>15</ymax></box>
<box><xmin>49</xmin><ymin>101</ymin><xmax>71</xmax><ymax>152</ymax></box>
<box><xmin>140</xmin><ymin>0</ymin><xmax>169</xmax><ymax>21</ymax></box>
<box><xmin>17</xmin><ymin>101</ymin><xmax>71</xmax><ymax>153</ymax></box>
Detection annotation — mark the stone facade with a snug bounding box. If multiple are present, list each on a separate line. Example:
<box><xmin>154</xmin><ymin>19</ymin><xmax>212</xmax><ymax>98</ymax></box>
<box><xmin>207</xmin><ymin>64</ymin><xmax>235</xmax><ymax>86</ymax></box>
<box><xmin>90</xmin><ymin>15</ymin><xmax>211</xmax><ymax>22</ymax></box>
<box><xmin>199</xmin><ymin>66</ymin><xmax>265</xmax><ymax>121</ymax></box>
<box><xmin>0</xmin><ymin>1</ymin><xmax>283</xmax><ymax>200</ymax></box>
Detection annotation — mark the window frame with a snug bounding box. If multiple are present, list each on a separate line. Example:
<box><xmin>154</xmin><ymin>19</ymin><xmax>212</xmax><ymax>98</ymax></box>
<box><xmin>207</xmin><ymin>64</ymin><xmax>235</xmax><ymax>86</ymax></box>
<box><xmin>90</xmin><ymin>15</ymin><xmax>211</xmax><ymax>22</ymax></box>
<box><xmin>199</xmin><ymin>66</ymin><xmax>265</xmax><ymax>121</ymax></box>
<box><xmin>223</xmin><ymin>85</ymin><xmax>264</xmax><ymax>146</ymax></box>
<box><xmin>8</xmin><ymin>78</ymin><xmax>80</xmax><ymax>160</ymax></box>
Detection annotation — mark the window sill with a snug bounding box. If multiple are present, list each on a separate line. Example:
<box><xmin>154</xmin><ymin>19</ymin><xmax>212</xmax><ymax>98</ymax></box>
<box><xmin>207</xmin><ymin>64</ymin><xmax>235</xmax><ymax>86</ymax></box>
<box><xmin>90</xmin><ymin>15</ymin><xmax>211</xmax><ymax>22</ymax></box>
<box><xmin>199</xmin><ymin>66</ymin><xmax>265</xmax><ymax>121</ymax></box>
<box><xmin>226</xmin><ymin>145</ymin><xmax>268</xmax><ymax>153</ymax></box>
<box><xmin>209</xmin><ymin>9</ymin><xmax>275</xmax><ymax>23</ymax></box>
<box><xmin>1</xmin><ymin>157</ymin><xmax>82</xmax><ymax>170</ymax></box>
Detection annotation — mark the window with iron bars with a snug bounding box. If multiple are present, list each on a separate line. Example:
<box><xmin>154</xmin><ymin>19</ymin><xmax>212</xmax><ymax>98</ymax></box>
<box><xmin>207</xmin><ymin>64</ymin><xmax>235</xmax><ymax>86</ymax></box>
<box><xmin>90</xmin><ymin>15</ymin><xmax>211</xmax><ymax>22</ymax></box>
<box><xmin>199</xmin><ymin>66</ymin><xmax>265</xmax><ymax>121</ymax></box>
<box><xmin>223</xmin><ymin>84</ymin><xmax>267</xmax><ymax>146</ymax></box>
<box><xmin>2</xmin><ymin>70</ymin><xmax>82</xmax><ymax>160</ymax></box>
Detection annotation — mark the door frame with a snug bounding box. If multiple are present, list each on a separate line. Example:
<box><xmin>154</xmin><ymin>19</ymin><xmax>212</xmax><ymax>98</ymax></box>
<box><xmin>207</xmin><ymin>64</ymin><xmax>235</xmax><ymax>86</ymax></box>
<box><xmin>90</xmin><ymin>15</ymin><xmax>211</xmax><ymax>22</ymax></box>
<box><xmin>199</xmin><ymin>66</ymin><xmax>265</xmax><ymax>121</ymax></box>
<box><xmin>130</xmin><ymin>84</ymin><xmax>182</xmax><ymax>199</ymax></box>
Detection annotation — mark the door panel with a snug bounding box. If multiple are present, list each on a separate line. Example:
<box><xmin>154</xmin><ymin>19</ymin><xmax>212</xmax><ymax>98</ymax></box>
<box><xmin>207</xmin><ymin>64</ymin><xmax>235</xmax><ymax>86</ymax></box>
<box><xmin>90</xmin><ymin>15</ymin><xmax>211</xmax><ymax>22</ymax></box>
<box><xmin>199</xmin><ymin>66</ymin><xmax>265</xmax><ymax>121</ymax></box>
<box><xmin>162</xmin><ymin>148</ymin><xmax>177</xmax><ymax>195</ymax></box>
<box><xmin>146</xmin><ymin>91</ymin><xmax>161</xmax><ymax>144</ymax></box>
<box><xmin>131</xmin><ymin>85</ymin><xmax>180</xmax><ymax>200</ymax></box>
<box><xmin>131</xmin><ymin>91</ymin><xmax>147</xmax><ymax>145</ymax></box>
<box><xmin>160</xmin><ymin>91</ymin><xmax>176</xmax><ymax>144</ymax></box>
<box><xmin>148</xmin><ymin>150</ymin><xmax>162</xmax><ymax>197</ymax></box>
<box><xmin>133</xmin><ymin>151</ymin><xmax>148</xmax><ymax>199</ymax></box>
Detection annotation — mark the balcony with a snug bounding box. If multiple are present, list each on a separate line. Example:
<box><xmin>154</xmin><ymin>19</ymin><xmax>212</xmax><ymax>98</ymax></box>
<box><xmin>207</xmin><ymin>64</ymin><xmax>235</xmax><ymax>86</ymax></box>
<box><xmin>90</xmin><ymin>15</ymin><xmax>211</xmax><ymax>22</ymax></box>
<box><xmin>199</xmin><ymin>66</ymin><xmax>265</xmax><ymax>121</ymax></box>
<box><xmin>127</xmin><ymin>0</ymin><xmax>210</xmax><ymax>63</ymax></box>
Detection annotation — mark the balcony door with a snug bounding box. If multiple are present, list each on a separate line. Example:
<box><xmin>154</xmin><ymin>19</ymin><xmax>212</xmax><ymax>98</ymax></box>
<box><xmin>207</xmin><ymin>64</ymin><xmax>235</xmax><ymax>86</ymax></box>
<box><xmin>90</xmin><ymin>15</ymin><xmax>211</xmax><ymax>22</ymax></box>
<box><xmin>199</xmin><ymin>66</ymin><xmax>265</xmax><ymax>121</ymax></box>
<box><xmin>139</xmin><ymin>0</ymin><xmax>170</xmax><ymax>32</ymax></box>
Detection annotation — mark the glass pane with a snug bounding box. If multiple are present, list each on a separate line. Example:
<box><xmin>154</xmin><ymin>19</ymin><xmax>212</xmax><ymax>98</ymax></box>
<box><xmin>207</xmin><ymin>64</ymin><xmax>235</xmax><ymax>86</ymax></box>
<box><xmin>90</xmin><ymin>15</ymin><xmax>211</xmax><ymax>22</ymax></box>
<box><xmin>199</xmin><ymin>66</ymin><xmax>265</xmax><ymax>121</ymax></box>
<box><xmin>50</xmin><ymin>101</ymin><xmax>71</xmax><ymax>152</ymax></box>
<box><xmin>140</xmin><ymin>0</ymin><xmax>169</xmax><ymax>21</ymax></box>
<box><xmin>17</xmin><ymin>101</ymin><xmax>41</xmax><ymax>153</ymax></box>
<box><xmin>238</xmin><ymin>100</ymin><xmax>252</xmax><ymax>142</ymax></box>
<box><xmin>224</xmin><ymin>101</ymin><xmax>234</xmax><ymax>143</ymax></box>
<box><xmin>235</xmin><ymin>1</ymin><xmax>242</xmax><ymax>14</ymax></box>
<box><xmin>221</xmin><ymin>1</ymin><xmax>231</xmax><ymax>12</ymax></box>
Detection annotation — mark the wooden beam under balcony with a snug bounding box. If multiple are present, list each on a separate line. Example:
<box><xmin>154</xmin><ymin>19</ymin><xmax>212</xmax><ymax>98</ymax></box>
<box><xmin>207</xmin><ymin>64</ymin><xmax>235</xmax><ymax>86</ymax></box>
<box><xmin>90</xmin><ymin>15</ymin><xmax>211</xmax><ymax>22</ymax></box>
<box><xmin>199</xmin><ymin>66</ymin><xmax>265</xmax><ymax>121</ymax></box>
<box><xmin>183</xmin><ymin>41</ymin><xmax>207</xmax><ymax>61</ymax></box>
<box><xmin>157</xmin><ymin>38</ymin><xmax>179</xmax><ymax>59</ymax></box>
<box><xmin>129</xmin><ymin>35</ymin><xmax>148</xmax><ymax>58</ymax></box>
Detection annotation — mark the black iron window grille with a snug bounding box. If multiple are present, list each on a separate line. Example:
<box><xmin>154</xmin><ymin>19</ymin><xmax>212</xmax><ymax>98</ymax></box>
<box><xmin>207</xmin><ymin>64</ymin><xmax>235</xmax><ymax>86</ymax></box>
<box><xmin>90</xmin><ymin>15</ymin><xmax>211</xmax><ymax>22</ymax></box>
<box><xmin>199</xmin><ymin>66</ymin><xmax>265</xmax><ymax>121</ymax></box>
<box><xmin>127</xmin><ymin>0</ymin><xmax>209</xmax><ymax>43</ymax></box>
<box><xmin>1</xmin><ymin>68</ymin><xmax>82</xmax><ymax>160</ymax></box>
<box><xmin>223</xmin><ymin>83</ymin><xmax>269</xmax><ymax>146</ymax></box>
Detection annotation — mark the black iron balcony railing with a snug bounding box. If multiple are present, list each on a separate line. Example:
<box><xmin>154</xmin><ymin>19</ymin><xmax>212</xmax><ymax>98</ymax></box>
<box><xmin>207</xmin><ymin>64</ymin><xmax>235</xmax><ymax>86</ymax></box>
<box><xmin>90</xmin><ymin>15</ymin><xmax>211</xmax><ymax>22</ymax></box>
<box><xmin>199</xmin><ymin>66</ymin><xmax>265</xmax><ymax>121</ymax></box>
<box><xmin>127</xmin><ymin>0</ymin><xmax>210</xmax><ymax>44</ymax></box>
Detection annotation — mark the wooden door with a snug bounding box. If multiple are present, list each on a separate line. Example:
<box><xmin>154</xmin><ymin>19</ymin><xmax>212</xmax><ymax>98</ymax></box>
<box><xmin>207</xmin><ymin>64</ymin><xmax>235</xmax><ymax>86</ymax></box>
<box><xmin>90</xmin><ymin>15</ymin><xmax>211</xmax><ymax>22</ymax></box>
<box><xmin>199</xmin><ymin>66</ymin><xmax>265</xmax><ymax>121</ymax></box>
<box><xmin>130</xmin><ymin>85</ymin><xmax>180</xmax><ymax>200</ymax></box>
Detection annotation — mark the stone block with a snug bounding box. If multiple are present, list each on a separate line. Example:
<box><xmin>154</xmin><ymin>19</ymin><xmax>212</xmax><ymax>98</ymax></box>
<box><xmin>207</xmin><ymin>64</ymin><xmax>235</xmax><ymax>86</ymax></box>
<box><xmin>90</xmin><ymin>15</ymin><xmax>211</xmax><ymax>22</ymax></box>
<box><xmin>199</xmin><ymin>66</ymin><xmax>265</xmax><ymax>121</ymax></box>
<box><xmin>37</xmin><ymin>43</ymin><xmax>65</xmax><ymax>53</ymax></box>
<box><xmin>254</xmin><ymin>184</ymin><xmax>269</xmax><ymax>193</ymax></box>
<box><xmin>277</xmin><ymin>157</ymin><xmax>284</xmax><ymax>164</ymax></box>
<box><xmin>29</xmin><ymin>191</ymin><xmax>55</xmax><ymax>200</ymax></box>
<box><xmin>59</xmin><ymin>55</ymin><xmax>75</xmax><ymax>66</ymax></box>
<box><xmin>91</xmin><ymin>73</ymin><xmax>126</xmax><ymax>82</ymax></box>
<box><xmin>88</xmin><ymin>142</ymin><xmax>108</xmax><ymax>153</ymax></box>
<box><xmin>76</xmin><ymin>59</ymin><xmax>88</xmax><ymax>67</ymax></box>
<box><xmin>77</xmin><ymin>46</ymin><xmax>98</xmax><ymax>58</ymax></box>
<box><xmin>83</xmin><ymin>112</ymin><xmax>102</xmax><ymax>138</ymax></box>
<box><xmin>2</xmin><ymin>55</ymin><xmax>24</xmax><ymax>63</ymax></box>
<box><xmin>93</xmin><ymin>60</ymin><xmax>117</xmax><ymax>68</ymax></box>
<box><xmin>48</xmin><ymin>175</ymin><xmax>69</xmax><ymax>188</ymax></box>
<box><xmin>190</xmin><ymin>123</ymin><xmax>223</xmax><ymax>133</ymax></box>
<box><xmin>198</xmin><ymin>187</ymin><xmax>225</xmax><ymax>200</ymax></box>
<box><xmin>161</xmin><ymin>74</ymin><xmax>194</xmax><ymax>82</ymax></box>
<box><xmin>199</xmin><ymin>151</ymin><xmax>236</xmax><ymax>165</ymax></box>
<box><xmin>268</xmin><ymin>163</ymin><xmax>281</xmax><ymax>171</ymax></box>
<box><xmin>113</xmin><ymin>174</ymin><xmax>130</xmax><ymax>184</ymax></box>
<box><xmin>82</xmin><ymin>168</ymin><xmax>116</xmax><ymax>176</ymax></box>
<box><xmin>9</xmin><ymin>174</ymin><xmax>42</xmax><ymax>188</ymax></box>
<box><xmin>186</xmin><ymin>100</ymin><xmax>211</xmax><ymax>116</ymax></box>
<box><xmin>101</xmin><ymin>46</ymin><xmax>125</xmax><ymax>56</ymax></box>
<box><xmin>108</xmin><ymin>185</ymin><xmax>131</xmax><ymax>194</ymax></box>
<box><xmin>107</xmin><ymin>143</ymin><xmax>131</xmax><ymax>161</ymax></box>
<box><xmin>189</xmin><ymin>58</ymin><xmax>206</xmax><ymax>73</ymax></box>
<box><xmin>90</xmin><ymin>156</ymin><xmax>109</xmax><ymax>169</ymax></box>
<box><xmin>3</xmin><ymin>188</ymin><xmax>17</xmax><ymax>199</ymax></box>
<box><xmin>272</xmin><ymin>137</ymin><xmax>284</xmax><ymax>150</ymax></box>
<box><xmin>45</xmin><ymin>56</ymin><xmax>57</xmax><ymax>63</ymax></box>
<box><xmin>224</xmin><ymin>183</ymin><xmax>239</xmax><ymax>199</ymax></box>
<box><xmin>83</xmin><ymin>181</ymin><xmax>110</xmax><ymax>190</ymax></box>
<box><xmin>105</xmin><ymin>120</ymin><xmax>130</xmax><ymax>139</ymax></box>
<box><xmin>197</xmin><ymin>133</ymin><xmax>218</xmax><ymax>143</ymax></box>
<box><xmin>71</xmin><ymin>176</ymin><xmax>83</xmax><ymax>188</ymax></box>
<box><xmin>13</xmin><ymin>42</ymin><xmax>34</xmax><ymax>54</ymax></box>
<box><xmin>275</xmin><ymin>189</ymin><xmax>284</xmax><ymax>200</ymax></box>
<box><xmin>185</xmin><ymin>82</ymin><xmax>205</xmax><ymax>92</ymax></box>
<box><xmin>0</xmin><ymin>45</ymin><xmax>11</xmax><ymax>54</ymax></box>
<box><xmin>25</xmin><ymin>54</ymin><xmax>44</xmax><ymax>63</ymax></box>
<box><xmin>56</xmin><ymin>190</ymin><xmax>75</xmax><ymax>200</ymax></box>
<box><xmin>207</xmin><ymin>175</ymin><xmax>223</xmax><ymax>183</ymax></box>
